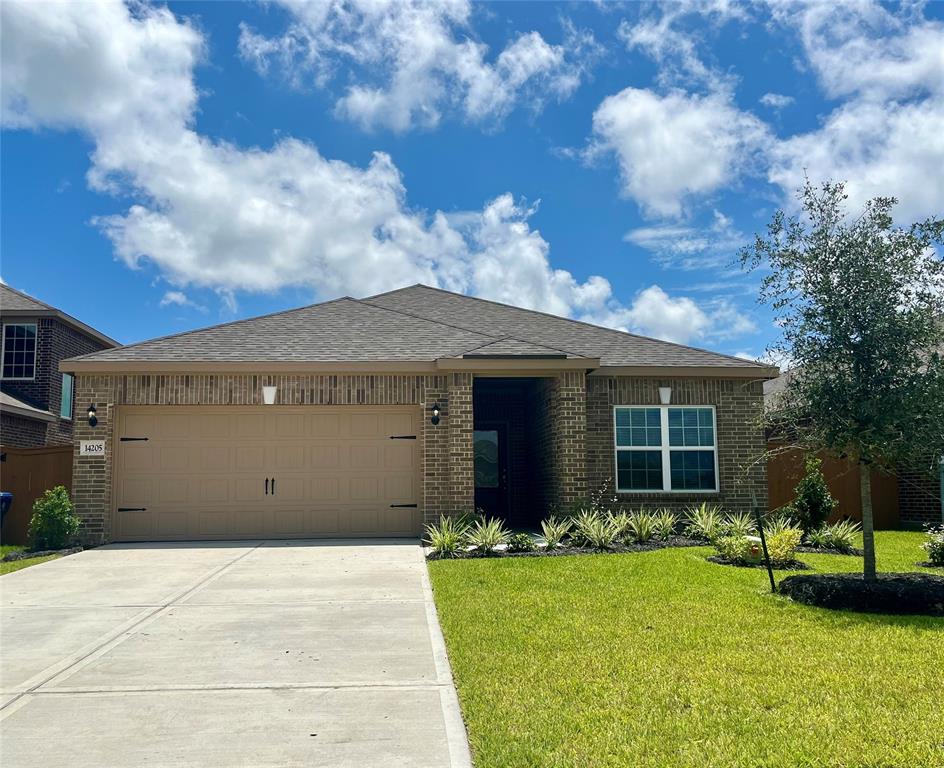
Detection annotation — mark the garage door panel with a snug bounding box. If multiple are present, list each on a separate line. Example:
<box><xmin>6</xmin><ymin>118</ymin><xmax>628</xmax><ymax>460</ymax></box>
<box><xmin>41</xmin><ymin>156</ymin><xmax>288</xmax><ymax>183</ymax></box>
<box><xmin>116</xmin><ymin>406</ymin><xmax>420</xmax><ymax>541</ymax></box>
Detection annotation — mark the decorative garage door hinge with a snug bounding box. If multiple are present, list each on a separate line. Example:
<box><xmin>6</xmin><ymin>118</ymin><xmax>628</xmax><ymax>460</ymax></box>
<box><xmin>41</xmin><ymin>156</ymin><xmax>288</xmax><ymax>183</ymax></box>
<box><xmin>119</xmin><ymin>437</ymin><xmax>149</xmax><ymax>442</ymax></box>
<box><xmin>389</xmin><ymin>503</ymin><xmax>418</xmax><ymax>508</ymax></box>
<box><xmin>117</xmin><ymin>507</ymin><xmax>147</xmax><ymax>512</ymax></box>
<box><xmin>389</xmin><ymin>435</ymin><xmax>417</xmax><ymax>439</ymax></box>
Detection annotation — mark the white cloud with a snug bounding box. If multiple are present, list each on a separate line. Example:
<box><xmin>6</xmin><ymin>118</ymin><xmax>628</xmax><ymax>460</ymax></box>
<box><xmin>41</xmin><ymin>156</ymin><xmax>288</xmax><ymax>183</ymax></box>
<box><xmin>159</xmin><ymin>290</ymin><xmax>206</xmax><ymax>312</ymax></box>
<box><xmin>759</xmin><ymin>92</ymin><xmax>793</xmax><ymax>109</ymax></box>
<box><xmin>239</xmin><ymin>1</ymin><xmax>599</xmax><ymax>132</ymax></box>
<box><xmin>0</xmin><ymin>0</ymin><xmax>752</xmax><ymax>347</ymax></box>
<box><xmin>590</xmin><ymin>88</ymin><xmax>769</xmax><ymax>218</ymax></box>
<box><xmin>624</xmin><ymin>209</ymin><xmax>747</xmax><ymax>270</ymax></box>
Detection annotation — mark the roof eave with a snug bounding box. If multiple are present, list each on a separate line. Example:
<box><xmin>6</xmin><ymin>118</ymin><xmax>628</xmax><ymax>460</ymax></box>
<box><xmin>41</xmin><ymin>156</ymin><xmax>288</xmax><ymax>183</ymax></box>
<box><xmin>0</xmin><ymin>403</ymin><xmax>57</xmax><ymax>423</ymax></box>
<box><xmin>590</xmin><ymin>365</ymin><xmax>780</xmax><ymax>379</ymax></box>
<box><xmin>60</xmin><ymin>359</ymin><xmax>442</xmax><ymax>374</ymax></box>
<box><xmin>1</xmin><ymin>308</ymin><xmax>118</xmax><ymax>348</ymax></box>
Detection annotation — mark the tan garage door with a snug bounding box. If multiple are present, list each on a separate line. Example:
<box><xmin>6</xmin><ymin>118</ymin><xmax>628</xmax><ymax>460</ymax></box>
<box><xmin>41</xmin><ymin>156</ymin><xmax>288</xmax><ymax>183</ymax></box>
<box><xmin>114</xmin><ymin>406</ymin><xmax>421</xmax><ymax>541</ymax></box>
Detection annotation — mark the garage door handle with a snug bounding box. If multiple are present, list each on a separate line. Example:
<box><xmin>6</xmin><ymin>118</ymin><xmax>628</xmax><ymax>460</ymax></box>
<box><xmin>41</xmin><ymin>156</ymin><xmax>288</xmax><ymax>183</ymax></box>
<box><xmin>390</xmin><ymin>503</ymin><xmax>417</xmax><ymax>508</ymax></box>
<box><xmin>265</xmin><ymin>478</ymin><xmax>269</xmax><ymax>495</ymax></box>
<box><xmin>271</xmin><ymin>478</ymin><xmax>276</xmax><ymax>496</ymax></box>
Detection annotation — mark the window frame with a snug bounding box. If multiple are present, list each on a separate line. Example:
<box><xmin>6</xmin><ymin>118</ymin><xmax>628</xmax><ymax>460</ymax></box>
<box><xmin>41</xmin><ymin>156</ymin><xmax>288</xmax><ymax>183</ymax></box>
<box><xmin>613</xmin><ymin>405</ymin><xmax>720</xmax><ymax>493</ymax></box>
<box><xmin>60</xmin><ymin>372</ymin><xmax>74</xmax><ymax>420</ymax></box>
<box><xmin>1</xmin><ymin>322</ymin><xmax>38</xmax><ymax>381</ymax></box>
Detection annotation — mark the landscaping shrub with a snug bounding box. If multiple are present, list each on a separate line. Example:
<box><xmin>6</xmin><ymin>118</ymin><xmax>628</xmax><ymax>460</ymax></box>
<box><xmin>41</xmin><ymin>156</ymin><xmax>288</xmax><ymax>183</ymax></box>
<box><xmin>606</xmin><ymin>510</ymin><xmax>631</xmax><ymax>541</ymax></box>
<box><xmin>652</xmin><ymin>509</ymin><xmax>678</xmax><ymax>539</ymax></box>
<box><xmin>684</xmin><ymin>502</ymin><xmax>725</xmax><ymax>542</ymax></box>
<box><xmin>424</xmin><ymin>516</ymin><xmax>469</xmax><ymax>558</ymax></box>
<box><xmin>540</xmin><ymin>516</ymin><xmax>571</xmax><ymax>549</ymax></box>
<box><xmin>766</xmin><ymin>527</ymin><xmax>803</xmax><ymax>566</ymax></box>
<box><xmin>763</xmin><ymin>514</ymin><xmax>797</xmax><ymax>537</ymax></box>
<box><xmin>788</xmin><ymin>455</ymin><xmax>838</xmax><ymax>534</ymax></box>
<box><xmin>723</xmin><ymin>511</ymin><xmax>757</xmax><ymax>538</ymax></box>
<box><xmin>466</xmin><ymin>518</ymin><xmax>510</xmax><ymax>555</ymax></box>
<box><xmin>626</xmin><ymin>511</ymin><xmax>657</xmax><ymax>543</ymax></box>
<box><xmin>713</xmin><ymin>534</ymin><xmax>762</xmax><ymax>565</ymax></box>
<box><xmin>572</xmin><ymin>509</ymin><xmax>618</xmax><ymax>550</ymax></box>
<box><xmin>27</xmin><ymin>486</ymin><xmax>80</xmax><ymax>551</ymax></box>
<box><xmin>506</xmin><ymin>532</ymin><xmax>535</xmax><ymax>553</ymax></box>
<box><xmin>806</xmin><ymin>519</ymin><xmax>861</xmax><ymax>553</ymax></box>
<box><xmin>922</xmin><ymin>525</ymin><xmax>944</xmax><ymax>566</ymax></box>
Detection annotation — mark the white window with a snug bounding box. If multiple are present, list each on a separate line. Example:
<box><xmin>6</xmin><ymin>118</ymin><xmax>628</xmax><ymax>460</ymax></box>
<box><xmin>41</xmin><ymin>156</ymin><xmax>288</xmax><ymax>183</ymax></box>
<box><xmin>60</xmin><ymin>373</ymin><xmax>74</xmax><ymax>420</ymax></box>
<box><xmin>1</xmin><ymin>323</ymin><xmax>37</xmax><ymax>380</ymax></box>
<box><xmin>614</xmin><ymin>406</ymin><xmax>719</xmax><ymax>492</ymax></box>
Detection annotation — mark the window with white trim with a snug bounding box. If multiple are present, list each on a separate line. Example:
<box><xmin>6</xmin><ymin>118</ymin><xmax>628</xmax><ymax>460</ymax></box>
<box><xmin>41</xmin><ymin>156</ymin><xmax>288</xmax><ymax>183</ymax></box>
<box><xmin>60</xmin><ymin>373</ymin><xmax>74</xmax><ymax>420</ymax></box>
<box><xmin>614</xmin><ymin>406</ymin><xmax>719</xmax><ymax>492</ymax></box>
<box><xmin>2</xmin><ymin>323</ymin><xmax>37</xmax><ymax>380</ymax></box>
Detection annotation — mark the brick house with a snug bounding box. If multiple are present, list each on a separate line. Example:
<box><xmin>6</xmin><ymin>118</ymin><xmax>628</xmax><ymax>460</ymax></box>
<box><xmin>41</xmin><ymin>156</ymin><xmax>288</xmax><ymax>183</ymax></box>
<box><xmin>0</xmin><ymin>284</ymin><xmax>117</xmax><ymax>448</ymax></box>
<box><xmin>61</xmin><ymin>285</ymin><xmax>777</xmax><ymax>544</ymax></box>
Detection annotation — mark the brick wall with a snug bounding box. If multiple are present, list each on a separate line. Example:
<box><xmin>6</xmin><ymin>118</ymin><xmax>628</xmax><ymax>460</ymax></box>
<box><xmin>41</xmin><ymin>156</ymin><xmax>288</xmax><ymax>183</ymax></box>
<box><xmin>1</xmin><ymin>318</ymin><xmax>111</xmax><ymax>447</ymax></box>
<box><xmin>586</xmin><ymin>376</ymin><xmax>767</xmax><ymax>513</ymax></box>
<box><xmin>71</xmin><ymin>372</ymin><xmax>475</xmax><ymax>543</ymax></box>
<box><xmin>1</xmin><ymin>413</ymin><xmax>48</xmax><ymax>448</ymax></box>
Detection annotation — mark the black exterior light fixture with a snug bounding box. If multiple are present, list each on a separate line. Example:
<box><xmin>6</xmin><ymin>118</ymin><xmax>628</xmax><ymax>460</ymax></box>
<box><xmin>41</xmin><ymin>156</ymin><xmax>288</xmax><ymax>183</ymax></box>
<box><xmin>430</xmin><ymin>402</ymin><xmax>441</xmax><ymax>426</ymax></box>
<box><xmin>87</xmin><ymin>404</ymin><xmax>98</xmax><ymax>428</ymax></box>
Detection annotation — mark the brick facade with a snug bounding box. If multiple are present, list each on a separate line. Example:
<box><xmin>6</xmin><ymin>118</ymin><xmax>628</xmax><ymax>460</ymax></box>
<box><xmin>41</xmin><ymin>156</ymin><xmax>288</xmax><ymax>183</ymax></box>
<box><xmin>1</xmin><ymin>317</ymin><xmax>110</xmax><ymax>447</ymax></box>
<box><xmin>586</xmin><ymin>376</ymin><xmax>767</xmax><ymax>513</ymax></box>
<box><xmin>71</xmin><ymin>370</ymin><xmax>768</xmax><ymax>543</ymax></box>
<box><xmin>1</xmin><ymin>413</ymin><xmax>48</xmax><ymax>448</ymax></box>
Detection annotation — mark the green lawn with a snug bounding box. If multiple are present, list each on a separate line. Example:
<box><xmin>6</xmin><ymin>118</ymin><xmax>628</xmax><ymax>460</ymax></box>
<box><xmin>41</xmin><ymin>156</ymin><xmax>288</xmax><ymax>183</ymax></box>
<box><xmin>429</xmin><ymin>532</ymin><xmax>944</xmax><ymax>768</ymax></box>
<box><xmin>0</xmin><ymin>545</ymin><xmax>60</xmax><ymax>575</ymax></box>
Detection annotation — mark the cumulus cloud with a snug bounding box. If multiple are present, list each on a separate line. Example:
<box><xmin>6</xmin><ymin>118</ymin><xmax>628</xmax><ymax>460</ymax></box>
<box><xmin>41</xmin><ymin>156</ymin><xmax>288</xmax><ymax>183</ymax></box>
<box><xmin>0</xmin><ymin>0</ymin><xmax>751</xmax><ymax>347</ymax></box>
<box><xmin>238</xmin><ymin>1</ymin><xmax>600</xmax><ymax>132</ymax></box>
<box><xmin>589</xmin><ymin>88</ymin><xmax>769</xmax><ymax>218</ymax></box>
<box><xmin>759</xmin><ymin>92</ymin><xmax>793</xmax><ymax>109</ymax></box>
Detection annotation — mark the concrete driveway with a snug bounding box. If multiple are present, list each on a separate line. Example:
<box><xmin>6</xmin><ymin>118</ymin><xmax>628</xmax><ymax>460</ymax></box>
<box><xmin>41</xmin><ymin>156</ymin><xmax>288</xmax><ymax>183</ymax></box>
<box><xmin>0</xmin><ymin>540</ymin><xmax>471</xmax><ymax>768</ymax></box>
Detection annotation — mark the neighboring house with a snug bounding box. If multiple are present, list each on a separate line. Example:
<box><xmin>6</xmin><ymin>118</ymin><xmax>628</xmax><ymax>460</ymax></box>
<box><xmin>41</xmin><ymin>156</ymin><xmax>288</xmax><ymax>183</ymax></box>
<box><xmin>764</xmin><ymin>373</ymin><xmax>944</xmax><ymax>528</ymax></box>
<box><xmin>61</xmin><ymin>285</ymin><xmax>777</xmax><ymax>544</ymax></box>
<box><xmin>0</xmin><ymin>284</ymin><xmax>117</xmax><ymax>448</ymax></box>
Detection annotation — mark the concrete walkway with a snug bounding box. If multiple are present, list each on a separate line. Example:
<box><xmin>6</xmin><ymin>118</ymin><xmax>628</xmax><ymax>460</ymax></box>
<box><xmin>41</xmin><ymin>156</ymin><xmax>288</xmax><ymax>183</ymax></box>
<box><xmin>0</xmin><ymin>540</ymin><xmax>471</xmax><ymax>768</ymax></box>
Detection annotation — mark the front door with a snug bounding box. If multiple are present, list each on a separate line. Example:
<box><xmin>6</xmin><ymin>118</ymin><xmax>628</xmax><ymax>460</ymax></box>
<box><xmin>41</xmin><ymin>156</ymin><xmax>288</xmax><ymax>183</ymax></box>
<box><xmin>473</xmin><ymin>423</ymin><xmax>509</xmax><ymax>519</ymax></box>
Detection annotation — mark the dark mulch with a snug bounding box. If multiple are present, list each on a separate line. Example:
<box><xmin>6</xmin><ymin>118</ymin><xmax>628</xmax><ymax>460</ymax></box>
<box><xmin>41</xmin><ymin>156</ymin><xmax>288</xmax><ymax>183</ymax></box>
<box><xmin>779</xmin><ymin>572</ymin><xmax>944</xmax><ymax>616</ymax></box>
<box><xmin>426</xmin><ymin>536</ymin><xmax>706</xmax><ymax>560</ymax></box>
<box><xmin>796</xmin><ymin>545</ymin><xmax>863</xmax><ymax>556</ymax></box>
<box><xmin>917</xmin><ymin>561</ymin><xmax>944</xmax><ymax>570</ymax></box>
<box><xmin>1</xmin><ymin>546</ymin><xmax>82</xmax><ymax>562</ymax></box>
<box><xmin>707</xmin><ymin>555</ymin><xmax>810</xmax><ymax>571</ymax></box>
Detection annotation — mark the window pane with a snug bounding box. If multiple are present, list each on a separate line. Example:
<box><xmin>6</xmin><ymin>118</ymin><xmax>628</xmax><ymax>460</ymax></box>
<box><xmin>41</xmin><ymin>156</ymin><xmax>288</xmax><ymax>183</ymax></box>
<box><xmin>616</xmin><ymin>408</ymin><xmax>662</xmax><ymax>447</ymax></box>
<box><xmin>670</xmin><ymin>451</ymin><xmax>716</xmax><ymax>490</ymax></box>
<box><xmin>668</xmin><ymin>408</ymin><xmax>715</xmax><ymax>446</ymax></box>
<box><xmin>60</xmin><ymin>374</ymin><xmax>74</xmax><ymax>419</ymax></box>
<box><xmin>617</xmin><ymin>450</ymin><xmax>664</xmax><ymax>491</ymax></box>
<box><xmin>3</xmin><ymin>324</ymin><xmax>37</xmax><ymax>379</ymax></box>
<box><xmin>474</xmin><ymin>430</ymin><xmax>499</xmax><ymax>488</ymax></box>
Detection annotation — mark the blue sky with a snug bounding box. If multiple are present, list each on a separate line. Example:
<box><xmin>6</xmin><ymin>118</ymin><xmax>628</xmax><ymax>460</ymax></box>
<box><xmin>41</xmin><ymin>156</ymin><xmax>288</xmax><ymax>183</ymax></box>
<box><xmin>2</xmin><ymin>1</ymin><xmax>942</xmax><ymax>361</ymax></box>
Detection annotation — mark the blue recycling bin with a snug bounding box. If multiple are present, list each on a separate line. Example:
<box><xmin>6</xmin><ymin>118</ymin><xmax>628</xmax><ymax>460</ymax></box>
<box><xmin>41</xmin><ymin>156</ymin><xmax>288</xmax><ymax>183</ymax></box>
<box><xmin>0</xmin><ymin>492</ymin><xmax>12</xmax><ymax>529</ymax></box>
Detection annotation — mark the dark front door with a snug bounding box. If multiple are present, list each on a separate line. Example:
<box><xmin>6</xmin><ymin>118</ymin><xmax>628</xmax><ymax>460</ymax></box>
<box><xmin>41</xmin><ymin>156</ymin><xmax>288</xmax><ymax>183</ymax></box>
<box><xmin>474</xmin><ymin>423</ymin><xmax>509</xmax><ymax>519</ymax></box>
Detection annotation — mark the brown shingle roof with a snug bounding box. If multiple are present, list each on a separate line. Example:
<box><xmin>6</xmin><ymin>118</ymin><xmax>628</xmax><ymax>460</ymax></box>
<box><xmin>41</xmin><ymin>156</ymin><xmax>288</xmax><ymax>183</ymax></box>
<box><xmin>0</xmin><ymin>284</ymin><xmax>118</xmax><ymax>347</ymax></box>
<box><xmin>64</xmin><ymin>284</ymin><xmax>774</xmax><ymax>373</ymax></box>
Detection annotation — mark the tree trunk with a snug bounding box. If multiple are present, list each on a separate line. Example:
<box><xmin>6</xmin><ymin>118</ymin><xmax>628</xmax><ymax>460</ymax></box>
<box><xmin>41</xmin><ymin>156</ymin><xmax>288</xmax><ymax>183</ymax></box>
<box><xmin>860</xmin><ymin>461</ymin><xmax>877</xmax><ymax>581</ymax></box>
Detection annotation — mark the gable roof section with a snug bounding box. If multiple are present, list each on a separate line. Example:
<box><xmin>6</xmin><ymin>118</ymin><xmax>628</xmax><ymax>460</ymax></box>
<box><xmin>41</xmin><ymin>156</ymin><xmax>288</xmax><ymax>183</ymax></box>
<box><xmin>63</xmin><ymin>284</ymin><xmax>777</xmax><ymax>377</ymax></box>
<box><xmin>0</xmin><ymin>284</ymin><xmax>118</xmax><ymax>347</ymax></box>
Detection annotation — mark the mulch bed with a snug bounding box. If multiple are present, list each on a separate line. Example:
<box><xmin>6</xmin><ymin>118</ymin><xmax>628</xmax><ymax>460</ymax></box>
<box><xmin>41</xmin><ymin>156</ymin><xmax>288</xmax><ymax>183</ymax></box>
<box><xmin>706</xmin><ymin>555</ymin><xmax>810</xmax><ymax>571</ymax></box>
<box><xmin>778</xmin><ymin>572</ymin><xmax>944</xmax><ymax>616</ymax></box>
<box><xmin>426</xmin><ymin>536</ymin><xmax>706</xmax><ymax>560</ymax></box>
<box><xmin>796</xmin><ymin>545</ymin><xmax>863</xmax><ymax>556</ymax></box>
<box><xmin>1</xmin><ymin>546</ymin><xmax>82</xmax><ymax>562</ymax></box>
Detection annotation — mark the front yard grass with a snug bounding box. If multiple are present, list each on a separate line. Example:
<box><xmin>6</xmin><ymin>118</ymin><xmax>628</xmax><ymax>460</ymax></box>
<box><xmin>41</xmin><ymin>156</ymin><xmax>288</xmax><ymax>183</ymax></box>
<box><xmin>0</xmin><ymin>545</ymin><xmax>61</xmax><ymax>575</ymax></box>
<box><xmin>429</xmin><ymin>531</ymin><xmax>944</xmax><ymax>768</ymax></box>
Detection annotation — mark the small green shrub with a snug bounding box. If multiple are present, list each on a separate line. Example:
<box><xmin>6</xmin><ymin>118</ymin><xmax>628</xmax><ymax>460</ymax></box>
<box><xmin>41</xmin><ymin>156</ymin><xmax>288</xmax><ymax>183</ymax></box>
<box><xmin>540</xmin><ymin>516</ymin><xmax>572</xmax><ymax>549</ymax></box>
<box><xmin>684</xmin><ymin>502</ymin><xmax>725</xmax><ymax>542</ymax></box>
<box><xmin>790</xmin><ymin>455</ymin><xmax>838</xmax><ymax>533</ymax></box>
<box><xmin>714</xmin><ymin>534</ymin><xmax>762</xmax><ymax>565</ymax></box>
<box><xmin>506</xmin><ymin>532</ymin><xmax>536</xmax><ymax>553</ymax></box>
<box><xmin>723</xmin><ymin>511</ymin><xmax>757</xmax><ymax>538</ymax></box>
<box><xmin>424</xmin><ymin>516</ymin><xmax>468</xmax><ymax>558</ymax></box>
<box><xmin>922</xmin><ymin>525</ymin><xmax>944</xmax><ymax>565</ymax></box>
<box><xmin>766</xmin><ymin>528</ymin><xmax>803</xmax><ymax>566</ymax></box>
<box><xmin>763</xmin><ymin>514</ymin><xmax>797</xmax><ymax>537</ymax></box>
<box><xmin>466</xmin><ymin>518</ymin><xmax>510</xmax><ymax>555</ymax></box>
<box><xmin>607</xmin><ymin>510</ymin><xmax>631</xmax><ymax>541</ymax></box>
<box><xmin>807</xmin><ymin>519</ymin><xmax>861</xmax><ymax>553</ymax></box>
<box><xmin>626</xmin><ymin>511</ymin><xmax>657</xmax><ymax>543</ymax></box>
<box><xmin>652</xmin><ymin>509</ymin><xmax>678</xmax><ymax>539</ymax></box>
<box><xmin>27</xmin><ymin>486</ymin><xmax>80</xmax><ymax>551</ymax></box>
<box><xmin>572</xmin><ymin>509</ymin><xmax>618</xmax><ymax>550</ymax></box>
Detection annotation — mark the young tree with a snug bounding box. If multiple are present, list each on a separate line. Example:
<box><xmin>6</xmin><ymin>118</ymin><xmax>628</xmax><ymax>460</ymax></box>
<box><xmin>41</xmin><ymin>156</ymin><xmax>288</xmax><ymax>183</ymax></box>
<box><xmin>742</xmin><ymin>181</ymin><xmax>944</xmax><ymax>580</ymax></box>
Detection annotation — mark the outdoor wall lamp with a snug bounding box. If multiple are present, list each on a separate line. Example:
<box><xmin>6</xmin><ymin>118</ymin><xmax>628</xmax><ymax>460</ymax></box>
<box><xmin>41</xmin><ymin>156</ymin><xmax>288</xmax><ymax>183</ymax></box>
<box><xmin>87</xmin><ymin>404</ymin><xmax>98</xmax><ymax>428</ymax></box>
<box><xmin>659</xmin><ymin>386</ymin><xmax>672</xmax><ymax>405</ymax></box>
<box><xmin>262</xmin><ymin>385</ymin><xmax>277</xmax><ymax>405</ymax></box>
<box><xmin>431</xmin><ymin>402</ymin><xmax>441</xmax><ymax>425</ymax></box>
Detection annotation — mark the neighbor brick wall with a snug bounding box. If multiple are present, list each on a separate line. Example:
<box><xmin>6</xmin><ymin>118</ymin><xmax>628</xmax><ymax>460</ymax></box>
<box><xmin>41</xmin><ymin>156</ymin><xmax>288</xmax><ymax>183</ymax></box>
<box><xmin>586</xmin><ymin>376</ymin><xmax>767</xmax><ymax>514</ymax></box>
<box><xmin>71</xmin><ymin>372</ymin><xmax>475</xmax><ymax>543</ymax></box>
<box><xmin>1</xmin><ymin>413</ymin><xmax>48</xmax><ymax>448</ymax></box>
<box><xmin>1</xmin><ymin>317</ymin><xmax>110</xmax><ymax>447</ymax></box>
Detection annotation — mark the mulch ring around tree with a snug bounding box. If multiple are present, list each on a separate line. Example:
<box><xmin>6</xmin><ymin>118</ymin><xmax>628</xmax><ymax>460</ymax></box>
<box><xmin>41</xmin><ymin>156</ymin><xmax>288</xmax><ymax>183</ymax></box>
<box><xmin>706</xmin><ymin>555</ymin><xmax>810</xmax><ymax>571</ymax></box>
<box><xmin>778</xmin><ymin>572</ymin><xmax>944</xmax><ymax>616</ymax></box>
<box><xmin>795</xmin><ymin>545</ymin><xmax>863</xmax><ymax>556</ymax></box>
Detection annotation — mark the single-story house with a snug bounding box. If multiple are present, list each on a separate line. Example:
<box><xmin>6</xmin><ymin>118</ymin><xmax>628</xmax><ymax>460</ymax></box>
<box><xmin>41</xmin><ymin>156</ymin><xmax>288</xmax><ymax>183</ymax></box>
<box><xmin>61</xmin><ymin>285</ymin><xmax>777</xmax><ymax>544</ymax></box>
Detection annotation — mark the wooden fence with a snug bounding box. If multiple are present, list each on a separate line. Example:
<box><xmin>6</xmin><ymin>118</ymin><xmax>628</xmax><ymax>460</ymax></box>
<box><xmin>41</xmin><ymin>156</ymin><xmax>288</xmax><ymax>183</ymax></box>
<box><xmin>767</xmin><ymin>443</ymin><xmax>899</xmax><ymax>529</ymax></box>
<box><xmin>0</xmin><ymin>445</ymin><xmax>73</xmax><ymax>546</ymax></box>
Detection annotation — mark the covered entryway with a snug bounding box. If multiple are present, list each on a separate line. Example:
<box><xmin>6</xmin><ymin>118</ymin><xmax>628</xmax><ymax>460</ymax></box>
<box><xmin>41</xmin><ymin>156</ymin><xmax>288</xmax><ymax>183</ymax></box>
<box><xmin>114</xmin><ymin>406</ymin><xmax>421</xmax><ymax>540</ymax></box>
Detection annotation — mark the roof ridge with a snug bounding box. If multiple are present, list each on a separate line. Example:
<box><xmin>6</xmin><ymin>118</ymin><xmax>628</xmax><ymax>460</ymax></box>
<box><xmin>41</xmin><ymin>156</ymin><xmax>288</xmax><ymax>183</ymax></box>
<box><xmin>67</xmin><ymin>295</ymin><xmax>357</xmax><ymax>362</ymax></box>
<box><xmin>458</xmin><ymin>335</ymin><xmax>588</xmax><ymax>358</ymax></box>
<box><xmin>364</xmin><ymin>284</ymin><xmax>767</xmax><ymax>368</ymax></box>
<box><xmin>0</xmin><ymin>283</ymin><xmax>57</xmax><ymax>312</ymax></box>
<box><xmin>348</xmin><ymin>294</ymin><xmax>503</xmax><ymax>346</ymax></box>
